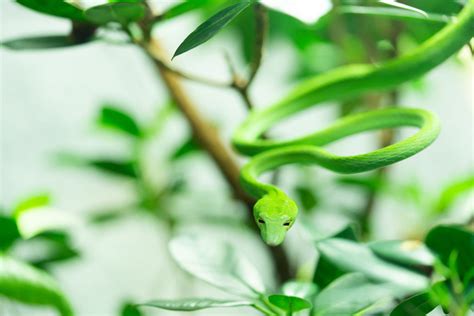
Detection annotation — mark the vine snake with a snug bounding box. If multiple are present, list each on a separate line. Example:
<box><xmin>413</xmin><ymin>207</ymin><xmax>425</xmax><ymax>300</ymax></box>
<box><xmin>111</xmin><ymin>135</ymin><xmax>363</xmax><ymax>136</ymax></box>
<box><xmin>232</xmin><ymin>0</ymin><xmax>474</xmax><ymax>246</ymax></box>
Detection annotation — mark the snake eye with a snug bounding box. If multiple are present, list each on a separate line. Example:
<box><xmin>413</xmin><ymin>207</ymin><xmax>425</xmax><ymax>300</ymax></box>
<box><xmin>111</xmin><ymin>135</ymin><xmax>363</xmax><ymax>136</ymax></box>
<box><xmin>283</xmin><ymin>221</ymin><xmax>291</xmax><ymax>226</ymax></box>
<box><xmin>258</xmin><ymin>219</ymin><xmax>265</xmax><ymax>224</ymax></box>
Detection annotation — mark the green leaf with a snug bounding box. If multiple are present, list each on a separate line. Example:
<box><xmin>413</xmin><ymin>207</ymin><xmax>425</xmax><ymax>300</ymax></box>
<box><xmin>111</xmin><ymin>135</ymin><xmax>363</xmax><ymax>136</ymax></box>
<box><xmin>0</xmin><ymin>255</ymin><xmax>73</xmax><ymax>316</ymax></box>
<box><xmin>163</xmin><ymin>0</ymin><xmax>214</xmax><ymax>20</ymax></box>
<box><xmin>313</xmin><ymin>273</ymin><xmax>394</xmax><ymax>316</ymax></box>
<box><xmin>434</xmin><ymin>175</ymin><xmax>474</xmax><ymax>214</ymax></box>
<box><xmin>139</xmin><ymin>298</ymin><xmax>251</xmax><ymax>311</ymax></box>
<box><xmin>173</xmin><ymin>1</ymin><xmax>252</xmax><ymax>58</ymax></box>
<box><xmin>1</xmin><ymin>35</ymin><xmax>79</xmax><ymax>50</ymax></box>
<box><xmin>369</xmin><ymin>240</ymin><xmax>435</xmax><ymax>268</ymax></box>
<box><xmin>0</xmin><ymin>215</ymin><xmax>20</xmax><ymax>251</ymax></box>
<box><xmin>337</xmin><ymin>6</ymin><xmax>451</xmax><ymax>24</ymax></box>
<box><xmin>85</xmin><ymin>2</ymin><xmax>145</xmax><ymax>25</ymax></box>
<box><xmin>169</xmin><ymin>234</ymin><xmax>265</xmax><ymax>297</ymax></box>
<box><xmin>121</xmin><ymin>302</ymin><xmax>143</xmax><ymax>316</ymax></box>
<box><xmin>425</xmin><ymin>225</ymin><xmax>474</xmax><ymax>278</ymax></box>
<box><xmin>14</xmin><ymin>193</ymin><xmax>51</xmax><ymax>217</ymax></box>
<box><xmin>294</xmin><ymin>186</ymin><xmax>319</xmax><ymax>211</ymax></box>
<box><xmin>390</xmin><ymin>291</ymin><xmax>437</xmax><ymax>316</ymax></box>
<box><xmin>268</xmin><ymin>294</ymin><xmax>312</xmax><ymax>313</ymax></box>
<box><xmin>16</xmin><ymin>206</ymin><xmax>78</xmax><ymax>239</ymax></box>
<box><xmin>16</xmin><ymin>0</ymin><xmax>85</xmax><ymax>21</ymax></box>
<box><xmin>89</xmin><ymin>159</ymin><xmax>137</xmax><ymax>178</ymax></box>
<box><xmin>314</xmin><ymin>238</ymin><xmax>429</xmax><ymax>295</ymax></box>
<box><xmin>378</xmin><ymin>0</ymin><xmax>428</xmax><ymax>17</ymax></box>
<box><xmin>98</xmin><ymin>105</ymin><xmax>142</xmax><ymax>137</ymax></box>
<box><xmin>170</xmin><ymin>137</ymin><xmax>201</xmax><ymax>161</ymax></box>
<box><xmin>282</xmin><ymin>281</ymin><xmax>318</xmax><ymax>299</ymax></box>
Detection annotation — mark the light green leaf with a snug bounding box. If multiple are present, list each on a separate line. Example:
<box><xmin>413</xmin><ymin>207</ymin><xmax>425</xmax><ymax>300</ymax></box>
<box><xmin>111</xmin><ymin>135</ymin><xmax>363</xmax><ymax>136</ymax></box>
<box><xmin>16</xmin><ymin>206</ymin><xmax>79</xmax><ymax>239</ymax></box>
<box><xmin>1</xmin><ymin>35</ymin><xmax>79</xmax><ymax>50</ymax></box>
<box><xmin>98</xmin><ymin>105</ymin><xmax>142</xmax><ymax>137</ymax></box>
<box><xmin>14</xmin><ymin>193</ymin><xmax>50</xmax><ymax>217</ymax></box>
<box><xmin>369</xmin><ymin>240</ymin><xmax>435</xmax><ymax>268</ymax></box>
<box><xmin>268</xmin><ymin>294</ymin><xmax>312</xmax><ymax>313</ymax></box>
<box><xmin>314</xmin><ymin>238</ymin><xmax>429</xmax><ymax>295</ymax></box>
<box><xmin>173</xmin><ymin>1</ymin><xmax>252</xmax><ymax>58</ymax></box>
<box><xmin>139</xmin><ymin>298</ymin><xmax>251</xmax><ymax>311</ymax></box>
<box><xmin>16</xmin><ymin>0</ymin><xmax>85</xmax><ymax>21</ymax></box>
<box><xmin>313</xmin><ymin>273</ymin><xmax>393</xmax><ymax>316</ymax></box>
<box><xmin>337</xmin><ymin>6</ymin><xmax>451</xmax><ymax>23</ymax></box>
<box><xmin>282</xmin><ymin>281</ymin><xmax>318</xmax><ymax>299</ymax></box>
<box><xmin>433</xmin><ymin>175</ymin><xmax>474</xmax><ymax>214</ymax></box>
<box><xmin>170</xmin><ymin>137</ymin><xmax>201</xmax><ymax>161</ymax></box>
<box><xmin>378</xmin><ymin>0</ymin><xmax>428</xmax><ymax>17</ymax></box>
<box><xmin>425</xmin><ymin>225</ymin><xmax>474</xmax><ymax>278</ymax></box>
<box><xmin>0</xmin><ymin>255</ymin><xmax>73</xmax><ymax>316</ymax></box>
<box><xmin>390</xmin><ymin>291</ymin><xmax>437</xmax><ymax>316</ymax></box>
<box><xmin>85</xmin><ymin>2</ymin><xmax>145</xmax><ymax>25</ymax></box>
<box><xmin>169</xmin><ymin>234</ymin><xmax>265</xmax><ymax>297</ymax></box>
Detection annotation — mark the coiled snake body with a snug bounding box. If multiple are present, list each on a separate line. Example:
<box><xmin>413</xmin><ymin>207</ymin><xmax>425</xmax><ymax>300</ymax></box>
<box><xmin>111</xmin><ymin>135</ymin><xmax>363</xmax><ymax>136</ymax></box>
<box><xmin>232</xmin><ymin>1</ymin><xmax>474</xmax><ymax>246</ymax></box>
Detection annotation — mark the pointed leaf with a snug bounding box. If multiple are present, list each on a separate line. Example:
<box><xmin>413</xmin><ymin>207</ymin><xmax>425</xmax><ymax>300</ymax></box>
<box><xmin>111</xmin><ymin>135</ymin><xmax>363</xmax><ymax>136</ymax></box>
<box><xmin>314</xmin><ymin>273</ymin><xmax>394</xmax><ymax>316</ymax></box>
<box><xmin>337</xmin><ymin>6</ymin><xmax>451</xmax><ymax>24</ymax></box>
<box><xmin>1</xmin><ymin>35</ymin><xmax>78</xmax><ymax>50</ymax></box>
<box><xmin>369</xmin><ymin>240</ymin><xmax>435</xmax><ymax>268</ymax></box>
<box><xmin>0</xmin><ymin>255</ymin><xmax>73</xmax><ymax>316</ymax></box>
<box><xmin>378</xmin><ymin>0</ymin><xmax>428</xmax><ymax>17</ymax></box>
<box><xmin>170</xmin><ymin>137</ymin><xmax>201</xmax><ymax>161</ymax></box>
<box><xmin>98</xmin><ymin>105</ymin><xmax>142</xmax><ymax>137</ymax></box>
<box><xmin>16</xmin><ymin>0</ymin><xmax>85</xmax><ymax>21</ymax></box>
<box><xmin>163</xmin><ymin>0</ymin><xmax>214</xmax><ymax>20</ymax></box>
<box><xmin>268</xmin><ymin>294</ymin><xmax>312</xmax><ymax>313</ymax></box>
<box><xmin>139</xmin><ymin>298</ymin><xmax>251</xmax><ymax>311</ymax></box>
<box><xmin>390</xmin><ymin>291</ymin><xmax>437</xmax><ymax>316</ymax></box>
<box><xmin>173</xmin><ymin>1</ymin><xmax>252</xmax><ymax>58</ymax></box>
<box><xmin>169</xmin><ymin>234</ymin><xmax>265</xmax><ymax>297</ymax></box>
<box><xmin>85</xmin><ymin>2</ymin><xmax>145</xmax><ymax>25</ymax></box>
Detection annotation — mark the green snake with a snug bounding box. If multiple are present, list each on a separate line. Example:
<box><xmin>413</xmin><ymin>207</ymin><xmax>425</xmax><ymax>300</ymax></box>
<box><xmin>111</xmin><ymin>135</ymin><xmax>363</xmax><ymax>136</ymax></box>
<box><xmin>232</xmin><ymin>1</ymin><xmax>474</xmax><ymax>246</ymax></box>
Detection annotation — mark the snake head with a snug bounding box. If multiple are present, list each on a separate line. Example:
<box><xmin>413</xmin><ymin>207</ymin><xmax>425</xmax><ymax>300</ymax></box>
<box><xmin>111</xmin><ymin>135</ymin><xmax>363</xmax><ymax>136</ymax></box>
<box><xmin>253</xmin><ymin>193</ymin><xmax>298</xmax><ymax>246</ymax></box>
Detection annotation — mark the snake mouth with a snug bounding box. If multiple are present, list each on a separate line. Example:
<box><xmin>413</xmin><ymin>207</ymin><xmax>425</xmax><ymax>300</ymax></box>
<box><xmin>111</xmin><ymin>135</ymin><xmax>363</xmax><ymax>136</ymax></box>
<box><xmin>262</xmin><ymin>232</ymin><xmax>285</xmax><ymax>247</ymax></box>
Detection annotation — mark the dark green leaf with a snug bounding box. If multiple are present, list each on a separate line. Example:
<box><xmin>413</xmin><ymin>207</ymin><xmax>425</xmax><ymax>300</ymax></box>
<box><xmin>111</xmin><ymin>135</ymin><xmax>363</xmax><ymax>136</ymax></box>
<box><xmin>16</xmin><ymin>0</ymin><xmax>85</xmax><ymax>21</ymax></box>
<box><xmin>1</xmin><ymin>35</ymin><xmax>78</xmax><ymax>50</ymax></box>
<box><xmin>294</xmin><ymin>186</ymin><xmax>318</xmax><ymax>211</ymax></box>
<box><xmin>332</xmin><ymin>224</ymin><xmax>359</xmax><ymax>241</ymax></box>
<box><xmin>268</xmin><ymin>294</ymin><xmax>312</xmax><ymax>313</ymax></box>
<box><xmin>369</xmin><ymin>240</ymin><xmax>435</xmax><ymax>268</ymax></box>
<box><xmin>390</xmin><ymin>291</ymin><xmax>437</xmax><ymax>316</ymax></box>
<box><xmin>85</xmin><ymin>2</ymin><xmax>145</xmax><ymax>25</ymax></box>
<box><xmin>121</xmin><ymin>302</ymin><xmax>142</xmax><ymax>316</ymax></box>
<box><xmin>0</xmin><ymin>255</ymin><xmax>73</xmax><ymax>316</ymax></box>
<box><xmin>425</xmin><ymin>225</ymin><xmax>474</xmax><ymax>278</ymax></box>
<box><xmin>314</xmin><ymin>273</ymin><xmax>393</xmax><ymax>316</ymax></box>
<box><xmin>173</xmin><ymin>1</ymin><xmax>252</xmax><ymax>58</ymax></box>
<box><xmin>0</xmin><ymin>215</ymin><xmax>20</xmax><ymax>251</ymax></box>
<box><xmin>89</xmin><ymin>160</ymin><xmax>137</xmax><ymax>178</ymax></box>
<box><xmin>314</xmin><ymin>238</ymin><xmax>428</xmax><ymax>295</ymax></box>
<box><xmin>139</xmin><ymin>298</ymin><xmax>251</xmax><ymax>311</ymax></box>
<box><xmin>163</xmin><ymin>0</ymin><xmax>214</xmax><ymax>20</ymax></box>
<box><xmin>170</xmin><ymin>137</ymin><xmax>201</xmax><ymax>161</ymax></box>
<box><xmin>169</xmin><ymin>234</ymin><xmax>265</xmax><ymax>297</ymax></box>
<box><xmin>98</xmin><ymin>105</ymin><xmax>142</xmax><ymax>137</ymax></box>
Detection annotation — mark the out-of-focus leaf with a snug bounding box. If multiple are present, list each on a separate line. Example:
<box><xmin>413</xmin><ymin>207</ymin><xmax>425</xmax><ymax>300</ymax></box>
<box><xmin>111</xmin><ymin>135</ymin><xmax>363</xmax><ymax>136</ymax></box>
<box><xmin>0</xmin><ymin>255</ymin><xmax>73</xmax><ymax>316</ymax></box>
<box><xmin>314</xmin><ymin>238</ymin><xmax>428</xmax><ymax>295</ymax></box>
<box><xmin>369</xmin><ymin>240</ymin><xmax>435</xmax><ymax>268</ymax></box>
<box><xmin>390</xmin><ymin>291</ymin><xmax>437</xmax><ymax>316</ymax></box>
<box><xmin>98</xmin><ymin>105</ymin><xmax>142</xmax><ymax>137</ymax></box>
<box><xmin>1</xmin><ymin>35</ymin><xmax>79</xmax><ymax>50</ymax></box>
<box><xmin>425</xmin><ymin>225</ymin><xmax>474</xmax><ymax>278</ymax></box>
<box><xmin>173</xmin><ymin>1</ymin><xmax>252</xmax><ymax>58</ymax></box>
<box><xmin>16</xmin><ymin>0</ymin><xmax>85</xmax><ymax>21</ymax></box>
<box><xmin>313</xmin><ymin>273</ymin><xmax>393</xmax><ymax>316</ymax></box>
<box><xmin>163</xmin><ymin>0</ymin><xmax>214</xmax><ymax>20</ymax></box>
<box><xmin>85</xmin><ymin>2</ymin><xmax>145</xmax><ymax>25</ymax></box>
<box><xmin>335</xmin><ymin>175</ymin><xmax>382</xmax><ymax>192</ymax></box>
<box><xmin>378</xmin><ymin>0</ymin><xmax>428</xmax><ymax>17</ymax></box>
<box><xmin>0</xmin><ymin>215</ymin><xmax>20</xmax><ymax>251</ymax></box>
<box><xmin>16</xmin><ymin>207</ymin><xmax>78</xmax><ymax>239</ymax></box>
<box><xmin>337</xmin><ymin>6</ymin><xmax>451</xmax><ymax>23</ymax></box>
<box><xmin>14</xmin><ymin>193</ymin><xmax>50</xmax><ymax>217</ymax></box>
<box><xmin>433</xmin><ymin>175</ymin><xmax>474</xmax><ymax>214</ymax></box>
<box><xmin>139</xmin><ymin>298</ymin><xmax>251</xmax><ymax>311</ymax></box>
<box><xmin>170</xmin><ymin>137</ymin><xmax>201</xmax><ymax>161</ymax></box>
<box><xmin>89</xmin><ymin>159</ymin><xmax>137</xmax><ymax>178</ymax></box>
<box><xmin>121</xmin><ymin>302</ymin><xmax>143</xmax><ymax>316</ymax></box>
<box><xmin>282</xmin><ymin>281</ymin><xmax>318</xmax><ymax>299</ymax></box>
<box><xmin>294</xmin><ymin>186</ymin><xmax>319</xmax><ymax>211</ymax></box>
<box><xmin>332</xmin><ymin>224</ymin><xmax>359</xmax><ymax>241</ymax></box>
<box><xmin>169</xmin><ymin>234</ymin><xmax>265</xmax><ymax>297</ymax></box>
<box><xmin>268</xmin><ymin>294</ymin><xmax>312</xmax><ymax>313</ymax></box>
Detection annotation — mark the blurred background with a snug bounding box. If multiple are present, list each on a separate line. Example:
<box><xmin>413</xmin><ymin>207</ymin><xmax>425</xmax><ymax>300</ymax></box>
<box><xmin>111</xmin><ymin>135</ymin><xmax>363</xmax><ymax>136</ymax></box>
<box><xmin>1</xmin><ymin>0</ymin><xmax>473</xmax><ymax>315</ymax></box>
